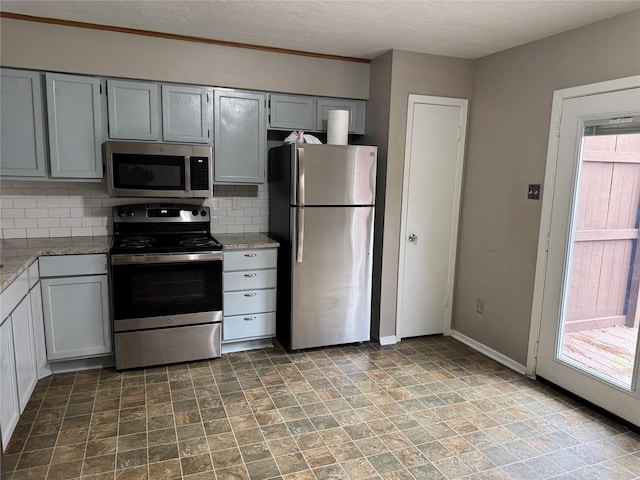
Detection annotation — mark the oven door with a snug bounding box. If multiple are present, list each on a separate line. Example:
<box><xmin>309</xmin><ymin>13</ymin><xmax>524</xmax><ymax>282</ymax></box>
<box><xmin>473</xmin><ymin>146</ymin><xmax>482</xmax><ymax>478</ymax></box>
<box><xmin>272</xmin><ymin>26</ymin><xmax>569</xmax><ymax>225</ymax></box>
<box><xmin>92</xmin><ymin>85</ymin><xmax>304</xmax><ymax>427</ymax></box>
<box><xmin>111</xmin><ymin>253</ymin><xmax>222</xmax><ymax>332</ymax></box>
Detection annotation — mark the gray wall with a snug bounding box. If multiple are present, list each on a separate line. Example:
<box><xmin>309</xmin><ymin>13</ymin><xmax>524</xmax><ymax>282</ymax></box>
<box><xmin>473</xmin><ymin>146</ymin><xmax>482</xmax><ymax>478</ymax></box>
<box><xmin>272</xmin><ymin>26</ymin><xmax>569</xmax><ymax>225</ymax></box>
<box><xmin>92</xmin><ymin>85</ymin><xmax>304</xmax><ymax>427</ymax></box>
<box><xmin>0</xmin><ymin>17</ymin><xmax>369</xmax><ymax>98</ymax></box>
<box><xmin>372</xmin><ymin>50</ymin><xmax>474</xmax><ymax>340</ymax></box>
<box><xmin>454</xmin><ymin>10</ymin><xmax>640</xmax><ymax>365</ymax></box>
<box><xmin>363</xmin><ymin>51</ymin><xmax>393</xmax><ymax>340</ymax></box>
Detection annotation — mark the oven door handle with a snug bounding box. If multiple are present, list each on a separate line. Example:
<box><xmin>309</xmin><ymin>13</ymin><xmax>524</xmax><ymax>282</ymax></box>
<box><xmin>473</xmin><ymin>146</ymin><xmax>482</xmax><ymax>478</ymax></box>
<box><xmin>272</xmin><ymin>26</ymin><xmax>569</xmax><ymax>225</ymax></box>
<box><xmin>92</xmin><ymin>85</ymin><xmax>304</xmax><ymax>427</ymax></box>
<box><xmin>111</xmin><ymin>252</ymin><xmax>222</xmax><ymax>265</ymax></box>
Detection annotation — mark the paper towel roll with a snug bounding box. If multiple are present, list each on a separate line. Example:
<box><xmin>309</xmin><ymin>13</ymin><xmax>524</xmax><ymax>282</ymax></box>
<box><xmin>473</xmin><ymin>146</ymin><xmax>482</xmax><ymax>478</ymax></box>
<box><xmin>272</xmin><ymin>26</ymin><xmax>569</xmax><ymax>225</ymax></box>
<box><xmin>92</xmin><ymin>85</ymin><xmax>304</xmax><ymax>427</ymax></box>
<box><xmin>327</xmin><ymin>110</ymin><xmax>350</xmax><ymax>145</ymax></box>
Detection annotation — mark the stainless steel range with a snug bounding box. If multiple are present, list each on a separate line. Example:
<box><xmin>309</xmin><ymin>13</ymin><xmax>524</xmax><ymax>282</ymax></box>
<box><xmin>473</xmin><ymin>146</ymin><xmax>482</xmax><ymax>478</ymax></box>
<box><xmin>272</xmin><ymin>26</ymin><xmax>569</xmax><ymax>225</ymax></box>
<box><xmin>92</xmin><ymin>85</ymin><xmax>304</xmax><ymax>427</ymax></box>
<box><xmin>110</xmin><ymin>203</ymin><xmax>223</xmax><ymax>370</ymax></box>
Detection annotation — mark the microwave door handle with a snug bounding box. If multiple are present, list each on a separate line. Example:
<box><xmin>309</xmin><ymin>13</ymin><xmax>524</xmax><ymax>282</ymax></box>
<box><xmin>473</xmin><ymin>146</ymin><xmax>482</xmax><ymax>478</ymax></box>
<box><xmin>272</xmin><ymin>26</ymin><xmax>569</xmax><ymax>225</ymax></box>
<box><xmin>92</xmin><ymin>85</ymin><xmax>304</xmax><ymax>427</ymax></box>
<box><xmin>296</xmin><ymin>207</ymin><xmax>304</xmax><ymax>263</ymax></box>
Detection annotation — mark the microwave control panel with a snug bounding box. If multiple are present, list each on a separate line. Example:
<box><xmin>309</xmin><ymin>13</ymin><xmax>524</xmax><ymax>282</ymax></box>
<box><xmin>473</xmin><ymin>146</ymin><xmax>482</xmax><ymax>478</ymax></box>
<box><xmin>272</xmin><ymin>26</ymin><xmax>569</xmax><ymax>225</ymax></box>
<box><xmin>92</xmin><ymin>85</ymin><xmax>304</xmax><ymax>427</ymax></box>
<box><xmin>190</xmin><ymin>157</ymin><xmax>210</xmax><ymax>191</ymax></box>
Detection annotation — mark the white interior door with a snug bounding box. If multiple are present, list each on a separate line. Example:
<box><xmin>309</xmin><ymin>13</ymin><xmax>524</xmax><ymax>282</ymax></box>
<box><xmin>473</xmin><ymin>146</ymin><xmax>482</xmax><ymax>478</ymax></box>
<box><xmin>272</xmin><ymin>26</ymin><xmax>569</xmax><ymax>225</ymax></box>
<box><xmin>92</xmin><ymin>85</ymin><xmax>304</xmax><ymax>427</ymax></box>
<box><xmin>534</xmin><ymin>78</ymin><xmax>640</xmax><ymax>427</ymax></box>
<box><xmin>397</xmin><ymin>95</ymin><xmax>468</xmax><ymax>339</ymax></box>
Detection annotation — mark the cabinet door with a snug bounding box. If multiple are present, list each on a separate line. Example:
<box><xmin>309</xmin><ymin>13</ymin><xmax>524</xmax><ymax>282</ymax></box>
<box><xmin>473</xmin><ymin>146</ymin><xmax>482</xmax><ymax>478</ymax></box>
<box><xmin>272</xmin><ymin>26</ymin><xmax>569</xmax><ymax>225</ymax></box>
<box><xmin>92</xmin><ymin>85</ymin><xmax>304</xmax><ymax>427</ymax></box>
<box><xmin>162</xmin><ymin>84</ymin><xmax>212</xmax><ymax>143</ymax></box>
<box><xmin>0</xmin><ymin>68</ymin><xmax>46</xmax><ymax>177</ymax></box>
<box><xmin>41</xmin><ymin>275</ymin><xmax>111</xmax><ymax>360</ymax></box>
<box><xmin>107</xmin><ymin>80</ymin><xmax>160</xmax><ymax>140</ymax></box>
<box><xmin>12</xmin><ymin>296</ymin><xmax>37</xmax><ymax>413</ymax></box>
<box><xmin>46</xmin><ymin>73</ymin><xmax>103</xmax><ymax>178</ymax></box>
<box><xmin>0</xmin><ymin>317</ymin><xmax>19</xmax><ymax>448</ymax></box>
<box><xmin>29</xmin><ymin>285</ymin><xmax>50</xmax><ymax>379</ymax></box>
<box><xmin>214</xmin><ymin>90</ymin><xmax>266</xmax><ymax>184</ymax></box>
<box><xmin>316</xmin><ymin>98</ymin><xmax>366</xmax><ymax>134</ymax></box>
<box><xmin>268</xmin><ymin>94</ymin><xmax>315</xmax><ymax>131</ymax></box>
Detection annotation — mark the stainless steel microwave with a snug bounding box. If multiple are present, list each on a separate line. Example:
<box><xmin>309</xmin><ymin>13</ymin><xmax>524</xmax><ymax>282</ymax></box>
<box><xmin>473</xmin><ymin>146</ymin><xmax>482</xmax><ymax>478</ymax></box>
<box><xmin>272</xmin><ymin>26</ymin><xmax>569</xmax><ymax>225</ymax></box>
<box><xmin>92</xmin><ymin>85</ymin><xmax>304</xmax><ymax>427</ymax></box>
<box><xmin>104</xmin><ymin>141</ymin><xmax>213</xmax><ymax>198</ymax></box>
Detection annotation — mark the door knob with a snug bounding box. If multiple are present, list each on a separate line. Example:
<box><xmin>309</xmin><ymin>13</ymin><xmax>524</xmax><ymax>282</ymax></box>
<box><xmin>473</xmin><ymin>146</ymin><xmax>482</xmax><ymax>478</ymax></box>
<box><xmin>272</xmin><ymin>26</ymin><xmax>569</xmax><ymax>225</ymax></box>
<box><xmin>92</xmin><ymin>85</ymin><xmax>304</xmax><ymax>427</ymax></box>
<box><xmin>408</xmin><ymin>233</ymin><xmax>418</xmax><ymax>243</ymax></box>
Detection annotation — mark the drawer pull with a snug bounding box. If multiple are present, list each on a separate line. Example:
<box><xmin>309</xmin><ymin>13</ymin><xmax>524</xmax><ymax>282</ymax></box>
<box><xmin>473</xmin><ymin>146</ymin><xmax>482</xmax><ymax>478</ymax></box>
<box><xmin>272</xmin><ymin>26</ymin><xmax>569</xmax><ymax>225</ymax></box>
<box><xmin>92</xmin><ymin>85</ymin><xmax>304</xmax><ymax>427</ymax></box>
<box><xmin>244</xmin><ymin>292</ymin><xmax>257</xmax><ymax>297</ymax></box>
<box><xmin>244</xmin><ymin>253</ymin><xmax>257</xmax><ymax>257</ymax></box>
<box><xmin>243</xmin><ymin>316</ymin><xmax>257</xmax><ymax>321</ymax></box>
<box><xmin>244</xmin><ymin>273</ymin><xmax>257</xmax><ymax>278</ymax></box>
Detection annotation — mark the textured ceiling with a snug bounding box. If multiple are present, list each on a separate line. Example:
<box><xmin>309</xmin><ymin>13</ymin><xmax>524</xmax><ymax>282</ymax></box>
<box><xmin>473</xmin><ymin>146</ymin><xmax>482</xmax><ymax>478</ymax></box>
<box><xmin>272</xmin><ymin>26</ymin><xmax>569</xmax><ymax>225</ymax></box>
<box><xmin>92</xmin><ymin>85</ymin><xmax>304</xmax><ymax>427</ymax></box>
<box><xmin>2</xmin><ymin>0</ymin><xmax>640</xmax><ymax>60</ymax></box>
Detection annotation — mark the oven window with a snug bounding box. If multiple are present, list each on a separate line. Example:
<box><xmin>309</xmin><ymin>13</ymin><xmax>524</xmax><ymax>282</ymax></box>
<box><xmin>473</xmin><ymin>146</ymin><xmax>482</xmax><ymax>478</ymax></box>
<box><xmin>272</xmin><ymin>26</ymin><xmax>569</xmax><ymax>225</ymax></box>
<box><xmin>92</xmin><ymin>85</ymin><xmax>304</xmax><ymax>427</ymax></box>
<box><xmin>113</xmin><ymin>153</ymin><xmax>185</xmax><ymax>190</ymax></box>
<box><xmin>112</xmin><ymin>261</ymin><xmax>222</xmax><ymax>320</ymax></box>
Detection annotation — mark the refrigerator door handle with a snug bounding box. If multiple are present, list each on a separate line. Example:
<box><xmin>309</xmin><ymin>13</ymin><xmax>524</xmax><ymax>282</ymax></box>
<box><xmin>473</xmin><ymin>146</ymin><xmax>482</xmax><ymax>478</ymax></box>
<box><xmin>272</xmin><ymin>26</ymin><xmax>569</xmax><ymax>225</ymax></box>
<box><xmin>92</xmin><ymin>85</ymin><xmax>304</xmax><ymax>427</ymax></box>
<box><xmin>297</xmin><ymin>147</ymin><xmax>305</xmax><ymax>206</ymax></box>
<box><xmin>296</xmin><ymin>207</ymin><xmax>305</xmax><ymax>263</ymax></box>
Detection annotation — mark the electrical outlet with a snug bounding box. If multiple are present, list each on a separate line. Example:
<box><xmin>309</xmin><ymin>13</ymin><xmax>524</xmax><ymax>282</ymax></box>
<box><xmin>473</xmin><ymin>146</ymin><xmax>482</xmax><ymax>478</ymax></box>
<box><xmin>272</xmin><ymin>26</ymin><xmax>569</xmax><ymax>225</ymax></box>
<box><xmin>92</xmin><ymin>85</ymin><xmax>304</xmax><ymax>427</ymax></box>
<box><xmin>476</xmin><ymin>299</ymin><xmax>484</xmax><ymax>314</ymax></box>
<box><xmin>232</xmin><ymin>197</ymin><xmax>243</xmax><ymax>210</ymax></box>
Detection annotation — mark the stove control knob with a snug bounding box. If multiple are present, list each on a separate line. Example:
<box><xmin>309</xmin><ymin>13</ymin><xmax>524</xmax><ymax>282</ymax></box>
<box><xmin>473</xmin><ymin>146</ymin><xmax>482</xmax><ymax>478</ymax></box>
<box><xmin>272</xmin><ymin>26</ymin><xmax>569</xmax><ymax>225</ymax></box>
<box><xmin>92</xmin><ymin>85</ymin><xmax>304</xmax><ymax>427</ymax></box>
<box><xmin>117</xmin><ymin>209</ymin><xmax>125</xmax><ymax>217</ymax></box>
<box><xmin>126</xmin><ymin>209</ymin><xmax>134</xmax><ymax>217</ymax></box>
<box><xmin>200</xmin><ymin>210</ymin><xmax>207</xmax><ymax>217</ymax></box>
<box><xmin>192</xmin><ymin>209</ymin><xmax>199</xmax><ymax>216</ymax></box>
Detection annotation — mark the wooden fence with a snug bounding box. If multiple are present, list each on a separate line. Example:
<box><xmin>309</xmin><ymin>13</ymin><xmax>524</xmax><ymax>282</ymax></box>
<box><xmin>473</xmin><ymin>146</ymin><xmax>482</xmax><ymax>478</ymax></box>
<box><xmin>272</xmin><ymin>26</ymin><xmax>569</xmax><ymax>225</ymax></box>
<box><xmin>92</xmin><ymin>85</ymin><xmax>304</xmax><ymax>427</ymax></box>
<box><xmin>564</xmin><ymin>133</ymin><xmax>640</xmax><ymax>332</ymax></box>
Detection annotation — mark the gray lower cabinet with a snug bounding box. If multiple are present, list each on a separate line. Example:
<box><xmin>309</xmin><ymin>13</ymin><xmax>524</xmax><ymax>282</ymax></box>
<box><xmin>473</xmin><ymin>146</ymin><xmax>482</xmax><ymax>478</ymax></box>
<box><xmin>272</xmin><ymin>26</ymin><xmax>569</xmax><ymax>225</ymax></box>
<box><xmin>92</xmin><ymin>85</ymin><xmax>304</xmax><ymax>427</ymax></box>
<box><xmin>214</xmin><ymin>89</ymin><xmax>266</xmax><ymax>184</ymax></box>
<box><xmin>223</xmin><ymin>249</ymin><xmax>277</xmax><ymax>346</ymax></box>
<box><xmin>11</xmin><ymin>297</ymin><xmax>38</xmax><ymax>413</ymax></box>
<box><xmin>107</xmin><ymin>79</ymin><xmax>160</xmax><ymax>141</ymax></box>
<box><xmin>45</xmin><ymin>73</ymin><xmax>103</xmax><ymax>179</ymax></box>
<box><xmin>40</xmin><ymin>254</ymin><xmax>111</xmax><ymax>361</ymax></box>
<box><xmin>0</xmin><ymin>263</ymin><xmax>42</xmax><ymax>448</ymax></box>
<box><xmin>0</xmin><ymin>315</ymin><xmax>19</xmax><ymax>448</ymax></box>
<box><xmin>162</xmin><ymin>84</ymin><xmax>212</xmax><ymax>143</ymax></box>
<box><xmin>0</xmin><ymin>68</ymin><xmax>47</xmax><ymax>177</ymax></box>
<box><xmin>29</xmin><ymin>276</ymin><xmax>49</xmax><ymax>379</ymax></box>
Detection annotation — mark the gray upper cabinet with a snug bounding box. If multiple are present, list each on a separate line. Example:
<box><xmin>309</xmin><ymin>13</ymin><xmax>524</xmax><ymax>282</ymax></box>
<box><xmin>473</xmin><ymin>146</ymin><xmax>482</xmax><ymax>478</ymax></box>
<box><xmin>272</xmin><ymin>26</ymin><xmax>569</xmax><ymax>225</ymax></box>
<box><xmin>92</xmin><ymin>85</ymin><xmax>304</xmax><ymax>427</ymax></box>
<box><xmin>0</xmin><ymin>68</ymin><xmax>47</xmax><ymax>177</ymax></box>
<box><xmin>46</xmin><ymin>73</ymin><xmax>103</xmax><ymax>179</ymax></box>
<box><xmin>268</xmin><ymin>94</ymin><xmax>316</xmax><ymax>131</ymax></box>
<box><xmin>316</xmin><ymin>98</ymin><xmax>366</xmax><ymax>134</ymax></box>
<box><xmin>268</xmin><ymin>94</ymin><xmax>366</xmax><ymax>134</ymax></box>
<box><xmin>107</xmin><ymin>79</ymin><xmax>160</xmax><ymax>141</ymax></box>
<box><xmin>214</xmin><ymin>89</ymin><xmax>266</xmax><ymax>184</ymax></box>
<box><xmin>162</xmin><ymin>84</ymin><xmax>212</xmax><ymax>144</ymax></box>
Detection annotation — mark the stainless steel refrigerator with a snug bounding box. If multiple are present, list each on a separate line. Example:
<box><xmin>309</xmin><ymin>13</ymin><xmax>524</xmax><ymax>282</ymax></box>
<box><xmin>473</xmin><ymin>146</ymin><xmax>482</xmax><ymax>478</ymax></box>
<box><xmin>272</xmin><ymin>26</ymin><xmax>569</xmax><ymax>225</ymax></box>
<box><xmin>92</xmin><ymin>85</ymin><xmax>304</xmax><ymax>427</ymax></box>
<box><xmin>269</xmin><ymin>143</ymin><xmax>377</xmax><ymax>350</ymax></box>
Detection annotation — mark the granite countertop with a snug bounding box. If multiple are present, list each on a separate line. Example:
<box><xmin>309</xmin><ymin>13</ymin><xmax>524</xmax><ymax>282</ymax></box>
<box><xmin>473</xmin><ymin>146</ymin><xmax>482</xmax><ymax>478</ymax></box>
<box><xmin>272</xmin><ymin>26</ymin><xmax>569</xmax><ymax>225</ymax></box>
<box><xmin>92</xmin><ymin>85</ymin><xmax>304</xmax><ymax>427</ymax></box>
<box><xmin>0</xmin><ymin>236</ymin><xmax>112</xmax><ymax>293</ymax></box>
<box><xmin>216</xmin><ymin>232</ymin><xmax>280</xmax><ymax>250</ymax></box>
<box><xmin>0</xmin><ymin>233</ymin><xmax>279</xmax><ymax>294</ymax></box>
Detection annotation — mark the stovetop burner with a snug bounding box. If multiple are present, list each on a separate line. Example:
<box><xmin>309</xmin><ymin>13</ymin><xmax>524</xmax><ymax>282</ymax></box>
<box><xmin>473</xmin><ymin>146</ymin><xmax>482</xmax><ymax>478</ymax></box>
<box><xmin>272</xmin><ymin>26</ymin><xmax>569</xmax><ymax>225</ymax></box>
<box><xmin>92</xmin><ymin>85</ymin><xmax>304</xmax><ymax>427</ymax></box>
<box><xmin>110</xmin><ymin>203</ymin><xmax>222</xmax><ymax>255</ymax></box>
<box><xmin>118</xmin><ymin>235</ymin><xmax>156</xmax><ymax>249</ymax></box>
<box><xmin>179</xmin><ymin>235</ymin><xmax>218</xmax><ymax>248</ymax></box>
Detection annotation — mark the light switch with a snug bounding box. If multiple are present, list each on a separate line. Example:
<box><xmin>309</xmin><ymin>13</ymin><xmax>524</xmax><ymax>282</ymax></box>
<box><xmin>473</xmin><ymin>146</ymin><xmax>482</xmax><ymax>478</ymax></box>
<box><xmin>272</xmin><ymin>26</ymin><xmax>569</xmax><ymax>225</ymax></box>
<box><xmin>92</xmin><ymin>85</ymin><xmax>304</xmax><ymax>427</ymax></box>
<box><xmin>528</xmin><ymin>184</ymin><xmax>541</xmax><ymax>200</ymax></box>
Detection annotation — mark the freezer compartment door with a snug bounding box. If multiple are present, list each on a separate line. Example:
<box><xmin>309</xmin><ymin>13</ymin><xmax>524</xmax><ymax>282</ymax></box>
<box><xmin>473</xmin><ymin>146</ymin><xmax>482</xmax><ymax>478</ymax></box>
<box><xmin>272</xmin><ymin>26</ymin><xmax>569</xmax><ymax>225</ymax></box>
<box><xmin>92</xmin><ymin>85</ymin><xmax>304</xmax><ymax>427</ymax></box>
<box><xmin>293</xmin><ymin>144</ymin><xmax>376</xmax><ymax>206</ymax></box>
<box><xmin>291</xmin><ymin>206</ymin><xmax>374</xmax><ymax>349</ymax></box>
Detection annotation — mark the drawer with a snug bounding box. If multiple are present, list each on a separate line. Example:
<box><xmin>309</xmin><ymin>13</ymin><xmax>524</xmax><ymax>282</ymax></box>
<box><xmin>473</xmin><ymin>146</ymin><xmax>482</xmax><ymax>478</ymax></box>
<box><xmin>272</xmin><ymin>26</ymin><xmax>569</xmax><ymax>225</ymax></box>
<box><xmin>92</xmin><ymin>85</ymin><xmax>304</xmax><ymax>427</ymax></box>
<box><xmin>222</xmin><ymin>312</ymin><xmax>276</xmax><ymax>342</ymax></box>
<box><xmin>39</xmin><ymin>254</ymin><xmax>108</xmax><ymax>277</ymax></box>
<box><xmin>223</xmin><ymin>289</ymin><xmax>276</xmax><ymax>316</ymax></box>
<box><xmin>223</xmin><ymin>312</ymin><xmax>275</xmax><ymax>342</ymax></box>
<box><xmin>223</xmin><ymin>249</ymin><xmax>277</xmax><ymax>272</ymax></box>
<box><xmin>223</xmin><ymin>269</ymin><xmax>276</xmax><ymax>292</ymax></box>
<box><xmin>115</xmin><ymin>323</ymin><xmax>221</xmax><ymax>370</ymax></box>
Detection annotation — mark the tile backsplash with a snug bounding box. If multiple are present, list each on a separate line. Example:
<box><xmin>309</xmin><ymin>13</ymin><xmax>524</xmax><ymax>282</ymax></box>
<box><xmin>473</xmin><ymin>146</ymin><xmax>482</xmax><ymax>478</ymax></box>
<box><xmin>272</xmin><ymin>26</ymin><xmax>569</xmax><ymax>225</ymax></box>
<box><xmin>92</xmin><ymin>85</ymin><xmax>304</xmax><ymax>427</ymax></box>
<box><xmin>0</xmin><ymin>180</ymin><xmax>269</xmax><ymax>239</ymax></box>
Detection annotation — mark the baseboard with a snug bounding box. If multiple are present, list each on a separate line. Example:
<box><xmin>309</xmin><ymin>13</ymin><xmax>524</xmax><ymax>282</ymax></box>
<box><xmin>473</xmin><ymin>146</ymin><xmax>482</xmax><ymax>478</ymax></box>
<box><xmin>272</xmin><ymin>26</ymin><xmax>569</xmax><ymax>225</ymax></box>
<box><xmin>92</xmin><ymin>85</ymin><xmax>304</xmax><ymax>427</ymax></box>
<box><xmin>449</xmin><ymin>330</ymin><xmax>527</xmax><ymax>375</ymax></box>
<box><xmin>379</xmin><ymin>335</ymin><xmax>398</xmax><ymax>346</ymax></box>
<box><xmin>50</xmin><ymin>355</ymin><xmax>115</xmax><ymax>374</ymax></box>
<box><xmin>221</xmin><ymin>338</ymin><xmax>273</xmax><ymax>354</ymax></box>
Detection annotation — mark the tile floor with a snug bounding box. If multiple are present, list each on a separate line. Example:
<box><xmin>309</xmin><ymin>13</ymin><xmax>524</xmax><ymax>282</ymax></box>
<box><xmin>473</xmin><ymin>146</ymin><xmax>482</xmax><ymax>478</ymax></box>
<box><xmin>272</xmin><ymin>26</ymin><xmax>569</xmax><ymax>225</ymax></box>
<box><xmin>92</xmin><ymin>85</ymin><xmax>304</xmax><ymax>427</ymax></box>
<box><xmin>3</xmin><ymin>336</ymin><xmax>640</xmax><ymax>480</ymax></box>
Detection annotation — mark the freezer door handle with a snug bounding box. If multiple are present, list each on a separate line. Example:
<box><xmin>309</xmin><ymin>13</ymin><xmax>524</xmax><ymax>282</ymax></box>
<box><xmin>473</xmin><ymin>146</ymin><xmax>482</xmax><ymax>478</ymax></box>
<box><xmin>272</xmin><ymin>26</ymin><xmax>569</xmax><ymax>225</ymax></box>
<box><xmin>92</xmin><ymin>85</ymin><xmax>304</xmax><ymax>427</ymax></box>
<box><xmin>296</xmin><ymin>207</ymin><xmax>305</xmax><ymax>263</ymax></box>
<box><xmin>297</xmin><ymin>147</ymin><xmax>305</xmax><ymax>206</ymax></box>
